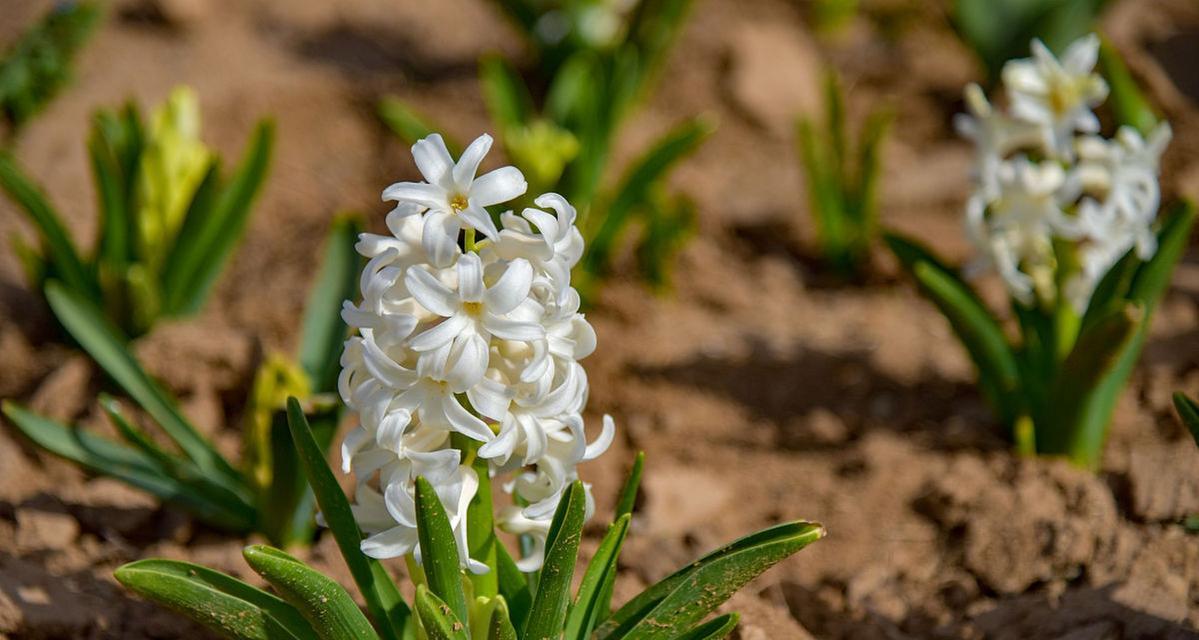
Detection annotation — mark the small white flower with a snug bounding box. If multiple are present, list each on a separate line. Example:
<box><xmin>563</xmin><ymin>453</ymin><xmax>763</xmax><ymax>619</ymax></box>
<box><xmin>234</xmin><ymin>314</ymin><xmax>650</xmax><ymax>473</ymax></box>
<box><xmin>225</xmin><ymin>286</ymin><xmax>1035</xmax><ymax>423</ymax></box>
<box><xmin>1001</xmin><ymin>36</ymin><xmax>1108</xmax><ymax>157</ymax></box>
<box><xmin>382</xmin><ymin>134</ymin><xmax>528</xmax><ymax>266</ymax></box>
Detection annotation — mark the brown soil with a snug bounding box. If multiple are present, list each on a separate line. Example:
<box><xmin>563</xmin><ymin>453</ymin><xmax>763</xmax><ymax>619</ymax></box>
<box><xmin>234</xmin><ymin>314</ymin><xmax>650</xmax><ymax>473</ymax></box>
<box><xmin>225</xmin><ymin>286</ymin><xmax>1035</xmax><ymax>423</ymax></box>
<box><xmin>2</xmin><ymin>0</ymin><xmax>1199</xmax><ymax>638</ymax></box>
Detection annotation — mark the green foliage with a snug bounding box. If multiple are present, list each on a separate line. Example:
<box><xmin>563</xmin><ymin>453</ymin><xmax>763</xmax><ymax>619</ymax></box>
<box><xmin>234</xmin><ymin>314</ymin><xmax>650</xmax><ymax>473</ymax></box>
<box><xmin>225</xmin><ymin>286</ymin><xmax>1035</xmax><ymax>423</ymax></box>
<box><xmin>380</xmin><ymin>0</ymin><xmax>709</xmax><ymax>297</ymax></box>
<box><xmin>885</xmin><ymin>200</ymin><xmax>1196</xmax><ymax>468</ymax></box>
<box><xmin>1172</xmin><ymin>392</ymin><xmax>1199</xmax><ymax>449</ymax></box>
<box><xmin>118</xmin><ymin>396</ymin><xmax>824</xmax><ymax>640</ymax></box>
<box><xmin>1</xmin><ymin>87</ymin><xmax>272</xmax><ymax>338</ymax></box>
<box><xmin>953</xmin><ymin>0</ymin><xmax>1109</xmax><ymax>81</ymax></box>
<box><xmin>0</xmin><ymin>1</ymin><xmax>100</xmax><ymax>136</ymax></box>
<box><xmin>1097</xmin><ymin>37</ymin><xmax>1159</xmax><ymax>136</ymax></box>
<box><xmin>796</xmin><ymin>70</ymin><xmax>890</xmax><ymax>278</ymax></box>
<box><xmin>3</xmin><ymin>218</ymin><xmax>363</xmax><ymax>545</ymax></box>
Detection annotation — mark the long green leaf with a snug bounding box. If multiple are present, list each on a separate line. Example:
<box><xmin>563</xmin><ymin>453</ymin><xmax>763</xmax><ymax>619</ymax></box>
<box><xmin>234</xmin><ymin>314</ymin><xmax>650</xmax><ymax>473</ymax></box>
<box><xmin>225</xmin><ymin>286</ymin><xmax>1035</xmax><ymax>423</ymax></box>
<box><xmin>286</xmin><ymin>398</ymin><xmax>409</xmax><ymax>640</ymax></box>
<box><xmin>1098</xmin><ymin>37</ymin><xmax>1157</xmax><ymax>136</ymax></box>
<box><xmin>2</xmin><ymin>401</ymin><xmax>254</xmax><ymax>532</ymax></box>
<box><xmin>44</xmin><ymin>280</ymin><xmax>244</xmax><ymax>487</ymax></box>
<box><xmin>599</xmin><ymin>521</ymin><xmax>824</xmax><ymax>639</ymax></box>
<box><xmin>884</xmin><ymin>232</ymin><xmax>1021</xmax><ymax>425</ymax></box>
<box><xmin>299</xmin><ymin>214</ymin><xmax>362</xmax><ymax>394</ymax></box>
<box><xmin>674</xmin><ymin>613</ymin><xmax>740</xmax><ymax>640</ymax></box>
<box><xmin>244</xmin><ymin>545</ymin><xmax>379</xmax><ymax>640</ymax></box>
<box><xmin>0</xmin><ymin>153</ymin><xmax>98</xmax><ymax>300</ymax></box>
<box><xmin>565</xmin><ymin>514</ymin><xmax>631</xmax><ymax>640</ymax></box>
<box><xmin>523</xmin><ymin>481</ymin><xmax>587</xmax><ymax>640</ymax></box>
<box><xmin>161</xmin><ymin>120</ymin><xmax>273</xmax><ymax>316</ymax></box>
<box><xmin>1062</xmin><ymin>202</ymin><xmax>1195</xmax><ymax>468</ymax></box>
<box><xmin>115</xmin><ymin>558</ymin><xmax>318</xmax><ymax>640</ymax></box>
<box><xmin>480</xmin><ymin>56</ymin><xmax>533</xmax><ymax>134</ymax></box>
<box><xmin>414</xmin><ymin>585</ymin><xmax>469</xmax><ymax>640</ymax></box>
<box><xmin>487</xmin><ymin>597</ymin><xmax>517</xmax><ymax>640</ymax></box>
<box><xmin>1173</xmin><ymin>392</ymin><xmax>1199</xmax><ymax>449</ymax></box>
<box><xmin>496</xmin><ymin>543</ymin><xmax>532</xmax><ymax>632</ymax></box>
<box><xmin>615</xmin><ymin>451</ymin><xmax>645</xmax><ymax>520</ymax></box>
<box><xmin>414</xmin><ymin>475</ymin><xmax>468</xmax><ymax>624</ymax></box>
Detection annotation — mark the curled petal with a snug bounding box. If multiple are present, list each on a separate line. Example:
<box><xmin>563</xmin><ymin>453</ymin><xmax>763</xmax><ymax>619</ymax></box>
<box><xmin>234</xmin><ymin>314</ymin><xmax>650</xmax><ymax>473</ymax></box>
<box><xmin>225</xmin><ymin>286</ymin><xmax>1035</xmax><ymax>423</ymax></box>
<box><xmin>470</xmin><ymin>166</ymin><xmax>527</xmax><ymax>207</ymax></box>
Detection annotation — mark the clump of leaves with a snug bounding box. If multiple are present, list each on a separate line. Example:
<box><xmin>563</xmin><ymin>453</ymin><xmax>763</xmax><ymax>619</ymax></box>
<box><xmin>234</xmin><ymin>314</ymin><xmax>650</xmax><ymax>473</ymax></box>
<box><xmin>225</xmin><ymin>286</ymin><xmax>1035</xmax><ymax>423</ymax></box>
<box><xmin>380</xmin><ymin>0</ymin><xmax>711</xmax><ymax>297</ymax></box>
<box><xmin>2</xmin><ymin>216</ymin><xmax>361</xmax><ymax>546</ymax></box>
<box><xmin>953</xmin><ymin>0</ymin><xmax>1110</xmax><ymax>82</ymax></box>
<box><xmin>116</xmin><ymin>404</ymin><xmax>824</xmax><ymax>640</ymax></box>
<box><xmin>0</xmin><ymin>1</ymin><xmax>100</xmax><ymax>137</ymax></box>
<box><xmin>1</xmin><ymin>87</ymin><xmax>273</xmax><ymax>338</ymax></box>
<box><xmin>796</xmin><ymin>70</ymin><xmax>889</xmax><ymax>278</ymax></box>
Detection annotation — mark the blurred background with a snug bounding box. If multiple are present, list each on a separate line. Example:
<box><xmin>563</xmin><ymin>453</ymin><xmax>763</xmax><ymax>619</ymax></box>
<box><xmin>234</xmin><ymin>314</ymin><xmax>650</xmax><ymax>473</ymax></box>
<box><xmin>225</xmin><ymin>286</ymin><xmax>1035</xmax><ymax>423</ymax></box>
<box><xmin>1</xmin><ymin>0</ymin><xmax>1198</xmax><ymax>637</ymax></box>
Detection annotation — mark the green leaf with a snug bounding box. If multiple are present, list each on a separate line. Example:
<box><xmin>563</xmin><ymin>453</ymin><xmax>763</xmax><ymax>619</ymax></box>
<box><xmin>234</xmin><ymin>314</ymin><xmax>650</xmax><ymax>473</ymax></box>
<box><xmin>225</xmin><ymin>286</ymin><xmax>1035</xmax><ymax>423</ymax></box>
<box><xmin>243</xmin><ymin>545</ymin><xmax>379</xmax><ymax>640</ymax></box>
<box><xmin>523</xmin><ymin>481</ymin><xmax>587</xmax><ymax>640</ymax></box>
<box><xmin>299</xmin><ymin>214</ymin><xmax>363</xmax><ymax>394</ymax></box>
<box><xmin>673</xmin><ymin>613</ymin><xmax>740</xmax><ymax>640</ymax></box>
<box><xmin>161</xmin><ymin>119</ymin><xmax>273</xmax><ymax>316</ymax></box>
<box><xmin>1173</xmin><ymin>392</ymin><xmax>1199</xmax><ymax>449</ymax></box>
<box><xmin>486</xmin><ymin>597</ymin><xmax>517</xmax><ymax>640</ymax></box>
<box><xmin>377</xmin><ymin>98</ymin><xmax>457</xmax><ymax>153</ymax></box>
<box><xmin>0</xmin><ymin>153</ymin><xmax>98</xmax><ymax>301</ymax></box>
<box><xmin>286</xmin><ymin>398</ymin><xmax>409</xmax><ymax>640</ymax></box>
<box><xmin>599</xmin><ymin>521</ymin><xmax>824</xmax><ymax>640</ymax></box>
<box><xmin>565</xmin><ymin>514</ymin><xmax>631</xmax><ymax>640</ymax></box>
<box><xmin>615</xmin><ymin>451</ymin><xmax>645</xmax><ymax>519</ymax></box>
<box><xmin>0</xmin><ymin>2</ymin><xmax>101</xmax><ymax>132</ymax></box>
<box><xmin>3</xmin><ymin>401</ymin><xmax>255</xmax><ymax>532</ymax></box>
<box><xmin>89</xmin><ymin>114</ymin><xmax>134</xmax><ymax>280</ymax></box>
<box><xmin>44</xmin><ymin>281</ymin><xmax>245</xmax><ymax>489</ymax></box>
<box><xmin>1059</xmin><ymin>201</ymin><xmax>1195</xmax><ymax>468</ymax></box>
<box><xmin>495</xmin><ymin>543</ymin><xmax>532</xmax><ymax>632</ymax></box>
<box><xmin>585</xmin><ymin>117</ymin><xmax>714</xmax><ymax>276</ymax></box>
<box><xmin>480</xmin><ymin>56</ymin><xmax>533</xmax><ymax>134</ymax></box>
<box><xmin>884</xmin><ymin>232</ymin><xmax>1021</xmax><ymax>425</ymax></box>
<box><xmin>114</xmin><ymin>558</ymin><xmax>318</xmax><ymax>640</ymax></box>
<box><xmin>259</xmin><ymin>402</ymin><xmax>341</xmax><ymax>548</ymax></box>
<box><xmin>1098</xmin><ymin>37</ymin><xmax>1158</xmax><ymax>137</ymax></box>
<box><xmin>454</xmin><ymin>435</ymin><xmax>498</xmax><ymax>597</ymax></box>
<box><xmin>414</xmin><ymin>476</ymin><xmax>469</xmax><ymax>624</ymax></box>
<box><xmin>414</xmin><ymin>585</ymin><xmax>469</xmax><ymax>640</ymax></box>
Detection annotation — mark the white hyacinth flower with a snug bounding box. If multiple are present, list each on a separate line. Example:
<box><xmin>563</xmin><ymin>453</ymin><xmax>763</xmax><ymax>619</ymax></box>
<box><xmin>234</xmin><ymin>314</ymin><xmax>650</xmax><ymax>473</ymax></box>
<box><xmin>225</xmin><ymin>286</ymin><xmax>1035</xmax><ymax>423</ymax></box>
<box><xmin>339</xmin><ymin>132</ymin><xmax>613</xmax><ymax>572</ymax></box>
<box><xmin>1001</xmin><ymin>35</ymin><xmax>1108</xmax><ymax>158</ymax></box>
<box><xmin>960</xmin><ymin>34</ymin><xmax>1168</xmax><ymax>311</ymax></box>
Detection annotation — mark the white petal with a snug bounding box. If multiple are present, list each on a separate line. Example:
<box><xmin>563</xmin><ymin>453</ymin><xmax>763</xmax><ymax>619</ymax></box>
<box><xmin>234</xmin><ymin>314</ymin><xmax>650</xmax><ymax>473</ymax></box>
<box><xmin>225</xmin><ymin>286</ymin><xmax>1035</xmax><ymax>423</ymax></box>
<box><xmin>340</xmin><ymin>426</ymin><xmax>371</xmax><ymax>474</ymax></box>
<box><xmin>453</xmin><ymin>134</ymin><xmax>493</xmax><ymax>187</ymax></box>
<box><xmin>361</xmin><ymin>526</ymin><xmax>419</xmax><ymax>559</ymax></box>
<box><xmin>460</xmin><ymin>204</ymin><xmax>501</xmax><ymax>240</ymax></box>
<box><xmin>445</xmin><ymin>334</ymin><xmax>489</xmax><ymax>390</ymax></box>
<box><xmin>484</xmin><ymin>259</ymin><xmax>533</xmax><ymax>314</ymax></box>
<box><xmin>409</xmin><ymin>313</ymin><xmax>471</xmax><ymax>352</ymax></box>
<box><xmin>470</xmin><ymin>166</ymin><xmax>527</xmax><ymax>207</ymax></box>
<box><xmin>484</xmin><ymin>314</ymin><xmax>545</xmax><ymax>341</ymax></box>
<box><xmin>443</xmin><ymin>394</ymin><xmax>493</xmax><ymax>442</ymax></box>
<box><xmin>412</xmin><ymin>134</ymin><xmax>455</xmax><ymax>186</ymax></box>
<box><xmin>422</xmin><ymin>210</ymin><xmax>462</xmax><ymax>268</ymax></box>
<box><xmin>467</xmin><ymin>377</ymin><xmax>513</xmax><ymax>421</ymax></box>
<box><xmin>457</xmin><ymin>253</ymin><xmax>486</xmax><ymax>303</ymax></box>
<box><xmin>405</xmin><ymin>266</ymin><xmax>459</xmax><ymax>317</ymax></box>
<box><xmin>584</xmin><ymin>415</ymin><xmax>616</xmax><ymax>461</ymax></box>
<box><xmin>382</xmin><ymin>181</ymin><xmax>446</xmax><ymax>209</ymax></box>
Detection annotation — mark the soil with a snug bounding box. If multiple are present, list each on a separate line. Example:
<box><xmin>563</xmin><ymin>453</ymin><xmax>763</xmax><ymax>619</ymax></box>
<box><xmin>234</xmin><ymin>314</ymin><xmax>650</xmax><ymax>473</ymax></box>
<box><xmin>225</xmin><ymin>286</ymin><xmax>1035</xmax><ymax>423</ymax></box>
<box><xmin>2</xmin><ymin>0</ymin><xmax>1199</xmax><ymax>638</ymax></box>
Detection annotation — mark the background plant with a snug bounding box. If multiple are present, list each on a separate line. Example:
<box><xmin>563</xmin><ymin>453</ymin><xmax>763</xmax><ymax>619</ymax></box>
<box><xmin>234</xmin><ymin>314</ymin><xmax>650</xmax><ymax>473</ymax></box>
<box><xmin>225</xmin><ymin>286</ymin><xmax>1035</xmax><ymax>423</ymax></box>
<box><xmin>379</xmin><ymin>0</ymin><xmax>711</xmax><ymax>296</ymax></box>
<box><xmin>886</xmin><ymin>34</ymin><xmax>1192</xmax><ymax>469</ymax></box>
<box><xmin>116</xmin><ymin>402</ymin><xmax>825</xmax><ymax>640</ymax></box>
<box><xmin>796</xmin><ymin>69</ymin><xmax>889</xmax><ymax>278</ymax></box>
<box><xmin>2</xmin><ymin>215</ymin><xmax>362</xmax><ymax>546</ymax></box>
<box><xmin>1</xmin><ymin>86</ymin><xmax>273</xmax><ymax>338</ymax></box>
<box><xmin>0</xmin><ymin>1</ymin><xmax>100</xmax><ymax>139</ymax></box>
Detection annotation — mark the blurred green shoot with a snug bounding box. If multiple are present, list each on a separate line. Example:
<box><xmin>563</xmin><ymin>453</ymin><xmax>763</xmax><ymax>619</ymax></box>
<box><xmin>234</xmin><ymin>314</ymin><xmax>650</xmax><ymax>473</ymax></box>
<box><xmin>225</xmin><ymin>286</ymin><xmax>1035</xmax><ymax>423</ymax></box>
<box><xmin>2</xmin><ymin>215</ymin><xmax>363</xmax><ymax>546</ymax></box>
<box><xmin>953</xmin><ymin>0</ymin><xmax>1110</xmax><ymax>82</ymax></box>
<box><xmin>380</xmin><ymin>0</ymin><xmax>711</xmax><ymax>298</ymax></box>
<box><xmin>796</xmin><ymin>70</ymin><xmax>890</xmax><ymax>278</ymax></box>
<box><xmin>116</xmin><ymin>407</ymin><xmax>825</xmax><ymax>640</ymax></box>
<box><xmin>1</xmin><ymin>87</ymin><xmax>273</xmax><ymax>338</ymax></box>
<box><xmin>1097</xmin><ymin>36</ymin><xmax>1159</xmax><ymax>136</ymax></box>
<box><xmin>1173</xmin><ymin>392</ymin><xmax>1199</xmax><ymax>450</ymax></box>
<box><xmin>0</xmin><ymin>1</ymin><xmax>100</xmax><ymax>138</ymax></box>
<box><xmin>810</xmin><ymin>0</ymin><xmax>859</xmax><ymax>34</ymax></box>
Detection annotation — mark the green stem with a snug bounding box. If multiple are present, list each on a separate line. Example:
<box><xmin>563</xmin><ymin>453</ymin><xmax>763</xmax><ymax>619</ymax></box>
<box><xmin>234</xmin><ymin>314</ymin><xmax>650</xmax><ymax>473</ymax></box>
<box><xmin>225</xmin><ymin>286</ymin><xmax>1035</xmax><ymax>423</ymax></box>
<box><xmin>452</xmin><ymin>434</ymin><xmax>498</xmax><ymax>597</ymax></box>
<box><xmin>464</xmin><ymin>228</ymin><xmax>478</xmax><ymax>253</ymax></box>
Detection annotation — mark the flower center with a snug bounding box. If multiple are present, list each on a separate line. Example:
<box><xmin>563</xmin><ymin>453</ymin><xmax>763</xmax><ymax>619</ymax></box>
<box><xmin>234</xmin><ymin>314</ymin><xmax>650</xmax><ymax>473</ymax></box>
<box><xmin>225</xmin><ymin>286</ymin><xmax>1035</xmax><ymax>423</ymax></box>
<box><xmin>462</xmin><ymin>301</ymin><xmax>484</xmax><ymax>317</ymax></box>
<box><xmin>449</xmin><ymin>193</ymin><xmax>469</xmax><ymax>212</ymax></box>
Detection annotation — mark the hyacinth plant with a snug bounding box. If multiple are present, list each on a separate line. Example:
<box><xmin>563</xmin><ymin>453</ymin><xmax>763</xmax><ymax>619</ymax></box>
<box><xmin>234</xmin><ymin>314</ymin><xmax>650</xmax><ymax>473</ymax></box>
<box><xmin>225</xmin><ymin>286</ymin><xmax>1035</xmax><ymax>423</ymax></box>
<box><xmin>1</xmin><ymin>86</ymin><xmax>273</xmax><ymax>338</ymax></box>
<box><xmin>2</xmin><ymin>215</ymin><xmax>361</xmax><ymax>546</ymax></box>
<box><xmin>885</xmin><ymin>34</ymin><xmax>1194</xmax><ymax>470</ymax></box>
<box><xmin>115</xmin><ymin>133</ymin><xmax>824</xmax><ymax>640</ymax></box>
<box><xmin>380</xmin><ymin>0</ymin><xmax>710</xmax><ymax>296</ymax></box>
<box><xmin>0</xmin><ymin>1</ymin><xmax>100</xmax><ymax>138</ymax></box>
<box><xmin>796</xmin><ymin>70</ymin><xmax>890</xmax><ymax>278</ymax></box>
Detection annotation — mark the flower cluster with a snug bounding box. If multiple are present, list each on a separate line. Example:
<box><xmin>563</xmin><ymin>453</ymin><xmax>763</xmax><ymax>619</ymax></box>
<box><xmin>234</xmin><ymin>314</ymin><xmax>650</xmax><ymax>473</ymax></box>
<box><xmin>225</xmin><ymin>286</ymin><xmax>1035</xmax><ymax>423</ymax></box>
<box><xmin>955</xmin><ymin>34</ymin><xmax>1171</xmax><ymax>310</ymax></box>
<box><xmin>338</xmin><ymin>133</ymin><xmax>613</xmax><ymax>571</ymax></box>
